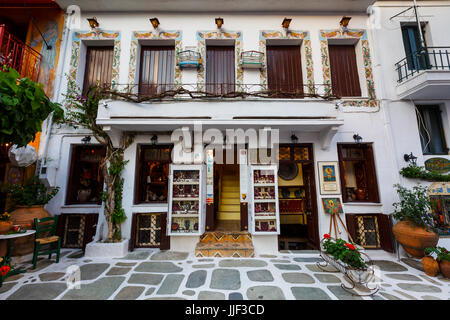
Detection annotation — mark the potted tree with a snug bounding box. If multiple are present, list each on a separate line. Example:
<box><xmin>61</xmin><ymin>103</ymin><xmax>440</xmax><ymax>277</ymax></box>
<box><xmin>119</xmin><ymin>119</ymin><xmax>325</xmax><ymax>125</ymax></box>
<box><xmin>5</xmin><ymin>176</ymin><xmax>59</xmax><ymax>255</ymax></box>
<box><xmin>391</xmin><ymin>184</ymin><xmax>439</xmax><ymax>258</ymax></box>
<box><xmin>425</xmin><ymin>247</ymin><xmax>450</xmax><ymax>279</ymax></box>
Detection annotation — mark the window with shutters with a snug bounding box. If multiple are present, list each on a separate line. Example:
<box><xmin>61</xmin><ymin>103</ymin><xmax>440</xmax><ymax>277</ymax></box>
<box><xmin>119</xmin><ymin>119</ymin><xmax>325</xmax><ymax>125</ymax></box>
<box><xmin>401</xmin><ymin>24</ymin><xmax>430</xmax><ymax>71</ymax></box>
<box><xmin>338</xmin><ymin>144</ymin><xmax>379</xmax><ymax>203</ymax></box>
<box><xmin>266</xmin><ymin>45</ymin><xmax>303</xmax><ymax>97</ymax></box>
<box><xmin>328</xmin><ymin>44</ymin><xmax>362</xmax><ymax>97</ymax></box>
<box><xmin>82</xmin><ymin>46</ymin><xmax>114</xmax><ymax>96</ymax></box>
<box><xmin>206</xmin><ymin>45</ymin><xmax>235</xmax><ymax>95</ymax></box>
<box><xmin>139</xmin><ymin>46</ymin><xmax>175</xmax><ymax>97</ymax></box>
<box><xmin>416</xmin><ymin>105</ymin><xmax>448</xmax><ymax>155</ymax></box>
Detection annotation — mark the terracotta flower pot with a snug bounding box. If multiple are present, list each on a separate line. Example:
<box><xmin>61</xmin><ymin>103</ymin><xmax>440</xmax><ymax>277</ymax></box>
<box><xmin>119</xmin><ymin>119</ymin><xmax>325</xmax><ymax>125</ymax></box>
<box><xmin>421</xmin><ymin>256</ymin><xmax>439</xmax><ymax>277</ymax></box>
<box><xmin>10</xmin><ymin>205</ymin><xmax>51</xmax><ymax>256</ymax></box>
<box><xmin>0</xmin><ymin>221</ymin><xmax>13</xmax><ymax>234</ymax></box>
<box><xmin>392</xmin><ymin>220</ymin><xmax>439</xmax><ymax>258</ymax></box>
<box><xmin>355</xmin><ymin>188</ymin><xmax>367</xmax><ymax>201</ymax></box>
<box><xmin>439</xmin><ymin>260</ymin><xmax>450</xmax><ymax>279</ymax></box>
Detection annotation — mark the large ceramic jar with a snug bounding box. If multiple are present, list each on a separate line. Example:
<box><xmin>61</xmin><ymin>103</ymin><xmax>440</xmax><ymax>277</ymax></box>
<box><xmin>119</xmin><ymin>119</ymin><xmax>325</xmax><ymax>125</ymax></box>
<box><xmin>392</xmin><ymin>220</ymin><xmax>439</xmax><ymax>258</ymax></box>
<box><xmin>421</xmin><ymin>256</ymin><xmax>439</xmax><ymax>277</ymax></box>
<box><xmin>440</xmin><ymin>260</ymin><xmax>450</xmax><ymax>279</ymax></box>
<box><xmin>0</xmin><ymin>221</ymin><xmax>13</xmax><ymax>234</ymax></box>
<box><xmin>10</xmin><ymin>205</ymin><xmax>51</xmax><ymax>256</ymax></box>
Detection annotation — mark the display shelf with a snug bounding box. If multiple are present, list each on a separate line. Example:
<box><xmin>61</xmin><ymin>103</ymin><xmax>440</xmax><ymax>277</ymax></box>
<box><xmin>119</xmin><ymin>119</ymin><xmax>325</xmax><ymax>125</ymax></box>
<box><xmin>168</xmin><ymin>165</ymin><xmax>205</xmax><ymax>236</ymax></box>
<box><xmin>250</xmin><ymin>166</ymin><xmax>280</xmax><ymax>235</ymax></box>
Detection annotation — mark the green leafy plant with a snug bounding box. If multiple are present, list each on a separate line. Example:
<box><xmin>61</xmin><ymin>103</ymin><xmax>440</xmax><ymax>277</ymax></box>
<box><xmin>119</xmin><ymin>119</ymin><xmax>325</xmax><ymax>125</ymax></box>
<box><xmin>0</xmin><ymin>212</ymin><xmax>11</xmax><ymax>221</ymax></box>
<box><xmin>5</xmin><ymin>176</ymin><xmax>59</xmax><ymax>207</ymax></box>
<box><xmin>0</xmin><ymin>67</ymin><xmax>63</xmax><ymax>147</ymax></box>
<box><xmin>64</xmin><ymin>82</ymin><xmax>134</xmax><ymax>242</ymax></box>
<box><xmin>425</xmin><ymin>246</ymin><xmax>450</xmax><ymax>262</ymax></box>
<box><xmin>392</xmin><ymin>184</ymin><xmax>437</xmax><ymax>231</ymax></box>
<box><xmin>322</xmin><ymin>234</ymin><xmax>366</xmax><ymax>269</ymax></box>
<box><xmin>400</xmin><ymin>164</ymin><xmax>450</xmax><ymax>182</ymax></box>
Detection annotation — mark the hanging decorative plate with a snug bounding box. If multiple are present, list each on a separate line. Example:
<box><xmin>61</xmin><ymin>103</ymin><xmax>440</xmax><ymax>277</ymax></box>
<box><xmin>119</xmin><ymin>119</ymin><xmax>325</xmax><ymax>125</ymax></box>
<box><xmin>424</xmin><ymin>158</ymin><xmax>450</xmax><ymax>174</ymax></box>
<box><xmin>278</xmin><ymin>163</ymin><xmax>298</xmax><ymax>180</ymax></box>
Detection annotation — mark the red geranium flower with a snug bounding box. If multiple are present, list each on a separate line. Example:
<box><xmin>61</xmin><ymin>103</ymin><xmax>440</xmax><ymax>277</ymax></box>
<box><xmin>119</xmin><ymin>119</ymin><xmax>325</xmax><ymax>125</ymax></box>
<box><xmin>323</xmin><ymin>234</ymin><xmax>330</xmax><ymax>239</ymax></box>
<box><xmin>0</xmin><ymin>265</ymin><xmax>10</xmax><ymax>276</ymax></box>
<box><xmin>345</xmin><ymin>243</ymin><xmax>356</xmax><ymax>250</ymax></box>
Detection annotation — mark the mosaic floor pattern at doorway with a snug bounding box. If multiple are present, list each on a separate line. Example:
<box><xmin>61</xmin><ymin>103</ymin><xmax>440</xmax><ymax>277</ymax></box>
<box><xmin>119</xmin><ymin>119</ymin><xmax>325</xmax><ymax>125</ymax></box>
<box><xmin>0</xmin><ymin>249</ymin><xmax>449</xmax><ymax>300</ymax></box>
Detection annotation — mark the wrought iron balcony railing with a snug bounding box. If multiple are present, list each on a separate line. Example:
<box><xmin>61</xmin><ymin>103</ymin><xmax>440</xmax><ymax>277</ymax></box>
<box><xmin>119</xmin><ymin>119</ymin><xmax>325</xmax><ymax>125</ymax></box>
<box><xmin>395</xmin><ymin>47</ymin><xmax>450</xmax><ymax>83</ymax></box>
<box><xmin>84</xmin><ymin>83</ymin><xmax>338</xmax><ymax>103</ymax></box>
<box><xmin>0</xmin><ymin>25</ymin><xmax>42</xmax><ymax>82</ymax></box>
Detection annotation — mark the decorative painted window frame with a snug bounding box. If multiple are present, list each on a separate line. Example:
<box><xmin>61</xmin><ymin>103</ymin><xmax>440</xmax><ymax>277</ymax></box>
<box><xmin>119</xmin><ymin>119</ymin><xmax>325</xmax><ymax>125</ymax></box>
<box><xmin>259</xmin><ymin>30</ymin><xmax>314</xmax><ymax>94</ymax></box>
<box><xmin>196</xmin><ymin>30</ymin><xmax>243</xmax><ymax>91</ymax></box>
<box><xmin>319</xmin><ymin>29</ymin><xmax>378</xmax><ymax>108</ymax></box>
<box><xmin>127</xmin><ymin>30</ymin><xmax>183</xmax><ymax>90</ymax></box>
<box><xmin>68</xmin><ymin>30</ymin><xmax>121</xmax><ymax>94</ymax></box>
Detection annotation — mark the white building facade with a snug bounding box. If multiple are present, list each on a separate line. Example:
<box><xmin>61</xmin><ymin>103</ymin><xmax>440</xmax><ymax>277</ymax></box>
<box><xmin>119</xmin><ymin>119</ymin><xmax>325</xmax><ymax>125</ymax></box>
<box><xmin>38</xmin><ymin>0</ymin><xmax>450</xmax><ymax>256</ymax></box>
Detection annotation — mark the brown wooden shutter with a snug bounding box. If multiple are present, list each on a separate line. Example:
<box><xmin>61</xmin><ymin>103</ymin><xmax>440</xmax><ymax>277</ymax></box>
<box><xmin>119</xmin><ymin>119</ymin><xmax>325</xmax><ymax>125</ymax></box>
<box><xmin>266</xmin><ymin>46</ymin><xmax>303</xmax><ymax>97</ymax></box>
<box><xmin>206</xmin><ymin>46</ymin><xmax>235</xmax><ymax>95</ymax></box>
<box><xmin>328</xmin><ymin>45</ymin><xmax>361</xmax><ymax>97</ymax></box>
<box><xmin>363</xmin><ymin>145</ymin><xmax>380</xmax><ymax>203</ymax></box>
<box><xmin>82</xmin><ymin>46</ymin><xmax>114</xmax><ymax>96</ymax></box>
<box><xmin>139</xmin><ymin>46</ymin><xmax>175</xmax><ymax>96</ymax></box>
<box><xmin>159</xmin><ymin>213</ymin><xmax>170</xmax><ymax>250</ymax></box>
<box><xmin>345</xmin><ymin>214</ymin><xmax>358</xmax><ymax>243</ymax></box>
<box><xmin>378</xmin><ymin>214</ymin><xmax>395</xmax><ymax>253</ymax></box>
<box><xmin>55</xmin><ymin>214</ymin><xmax>67</xmax><ymax>241</ymax></box>
<box><xmin>82</xmin><ymin>214</ymin><xmax>99</xmax><ymax>251</ymax></box>
<box><xmin>129</xmin><ymin>213</ymin><xmax>138</xmax><ymax>251</ymax></box>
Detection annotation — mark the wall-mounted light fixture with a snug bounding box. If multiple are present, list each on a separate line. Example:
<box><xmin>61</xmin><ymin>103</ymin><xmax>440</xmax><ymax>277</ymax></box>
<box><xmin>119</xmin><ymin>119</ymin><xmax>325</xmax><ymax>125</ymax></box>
<box><xmin>404</xmin><ymin>152</ymin><xmax>417</xmax><ymax>165</ymax></box>
<box><xmin>353</xmin><ymin>133</ymin><xmax>363</xmax><ymax>144</ymax></box>
<box><xmin>215</xmin><ymin>17</ymin><xmax>224</xmax><ymax>29</ymax></box>
<box><xmin>151</xmin><ymin>135</ymin><xmax>158</xmax><ymax>145</ymax></box>
<box><xmin>150</xmin><ymin>17</ymin><xmax>160</xmax><ymax>29</ymax></box>
<box><xmin>82</xmin><ymin>136</ymin><xmax>91</xmax><ymax>144</ymax></box>
<box><xmin>290</xmin><ymin>134</ymin><xmax>298</xmax><ymax>144</ymax></box>
<box><xmin>87</xmin><ymin>17</ymin><xmax>99</xmax><ymax>30</ymax></box>
<box><xmin>282</xmin><ymin>18</ymin><xmax>292</xmax><ymax>29</ymax></box>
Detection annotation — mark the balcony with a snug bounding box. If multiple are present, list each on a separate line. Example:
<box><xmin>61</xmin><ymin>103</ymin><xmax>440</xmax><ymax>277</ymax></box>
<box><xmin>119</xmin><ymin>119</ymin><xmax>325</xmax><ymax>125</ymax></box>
<box><xmin>395</xmin><ymin>47</ymin><xmax>450</xmax><ymax>100</ymax></box>
<box><xmin>0</xmin><ymin>25</ymin><xmax>42</xmax><ymax>82</ymax></box>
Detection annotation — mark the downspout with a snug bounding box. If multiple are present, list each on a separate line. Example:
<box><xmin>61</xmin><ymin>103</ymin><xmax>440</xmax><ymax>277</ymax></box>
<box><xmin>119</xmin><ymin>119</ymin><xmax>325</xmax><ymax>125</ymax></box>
<box><xmin>38</xmin><ymin>7</ymin><xmax>75</xmax><ymax>176</ymax></box>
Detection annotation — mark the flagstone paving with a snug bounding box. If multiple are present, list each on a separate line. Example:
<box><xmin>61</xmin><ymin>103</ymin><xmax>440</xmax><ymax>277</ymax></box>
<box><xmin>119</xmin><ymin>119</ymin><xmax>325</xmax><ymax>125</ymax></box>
<box><xmin>0</xmin><ymin>248</ymin><xmax>449</xmax><ymax>300</ymax></box>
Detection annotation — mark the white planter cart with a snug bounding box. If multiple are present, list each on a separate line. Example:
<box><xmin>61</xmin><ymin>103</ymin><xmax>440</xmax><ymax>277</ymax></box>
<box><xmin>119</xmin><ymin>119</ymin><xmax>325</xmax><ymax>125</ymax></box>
<box><xmin>249</xmin><ymin>165</ymin><xmax>280</xmax><ymax>235</ymax></box>
<box><xmin>167</xmin><ymin>164</ymin><xmax>206</xmax><ymax>236</ymax></box>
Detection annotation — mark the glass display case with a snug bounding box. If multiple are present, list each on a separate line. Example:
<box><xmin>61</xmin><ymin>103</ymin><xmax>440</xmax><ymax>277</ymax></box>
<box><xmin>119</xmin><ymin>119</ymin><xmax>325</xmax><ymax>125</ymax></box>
<box><xmin>168</xmin><ymin>164</ymin><xmax>205</xmax><ymax>236</ymax></box>
<box><xmin>250</xmin><ymin>165</ymin><xmax>280</xmax><ymax>234</ymax></box>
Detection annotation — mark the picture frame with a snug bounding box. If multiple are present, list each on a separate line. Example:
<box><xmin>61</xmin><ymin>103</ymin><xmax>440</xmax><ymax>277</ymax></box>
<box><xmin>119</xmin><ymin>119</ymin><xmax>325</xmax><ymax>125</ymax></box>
<box><xmin>318</xmin><ymin>161</ymin><xmax>341</xmax><ymax>195</ymax></box>
<box><xmin>321</xmin><ymin>197</ymin><xmax>344</xmax><ymax>215</ymax></box>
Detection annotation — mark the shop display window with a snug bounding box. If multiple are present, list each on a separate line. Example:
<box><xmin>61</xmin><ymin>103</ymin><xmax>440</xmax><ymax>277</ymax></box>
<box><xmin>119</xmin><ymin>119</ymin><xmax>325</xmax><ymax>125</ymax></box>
<box><xmin>66</xmin><ymin>145</ymin><xmax>106</xmax><ymax>205</ymax></box>
<box><xmin>135</xmin><ymin>145</ymin><xmax>172</xmax><ymax>203</ymax></box>
<box><xmin>338</xmin><ymin>144</ymin><xmax>379</xmax><ymax>203</ymax></box>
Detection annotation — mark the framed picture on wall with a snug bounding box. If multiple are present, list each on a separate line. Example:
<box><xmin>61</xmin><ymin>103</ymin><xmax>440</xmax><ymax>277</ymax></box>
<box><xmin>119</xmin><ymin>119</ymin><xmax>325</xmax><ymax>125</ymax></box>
<box><xmin>318</xmin><ymin>161</ymin><xmax>341</xmax><ymax>195</ymax></box>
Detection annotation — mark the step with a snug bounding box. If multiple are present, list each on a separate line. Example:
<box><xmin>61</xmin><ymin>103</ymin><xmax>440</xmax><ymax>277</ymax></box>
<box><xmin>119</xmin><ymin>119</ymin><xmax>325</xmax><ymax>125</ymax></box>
<box><xmin>222</xmin><ymin>186</ymin><xmax>239</xmax><ymax>192</ymax></box>
<box><xmin>196</xmin><ymin>231</ymin><xmax>254</xmax><ymax>257</ymax></box>
<box><xmin>216</xmin><ymin>211</ymin><xmax>240</xmax><ymax>220</ymax></box>
<box><xmin>199</xmin><ymin>231</ymin><xmax>252</xmax><ymax>243</ymax></box>
<box><xmin>221</xmin><ymin>192</ymin><xmax>240</xmax><ymax>198</ymax></box>
<box><xmin>221</xmin><ymin>197</ymin><xmax>240</xmax><ymax>205</ymax></box>
<box><xmin>219</xmin><ymin>204</ymin><xmax>240</xmax><ymax>212</ymax></box>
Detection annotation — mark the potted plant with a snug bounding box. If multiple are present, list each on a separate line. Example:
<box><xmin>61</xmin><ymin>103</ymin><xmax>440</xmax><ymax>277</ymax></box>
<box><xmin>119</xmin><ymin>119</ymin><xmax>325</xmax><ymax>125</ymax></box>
<box><xmin>425</xmin><ymin>247</ymin><xmax>450</xmax><ymax>279</ymax></box>
<box><xmin>0</xmin><ymin>257</ymin><xmax>11</xmax><ymax>287</ymax></box>
<box><xmin>0</xmin><ymin>212</ymin><xmax>12</xmax><ymax>234</ymax></box>
<box><xmin>4</xmin><ymin>176</ymin><xmax>59</xmax><ymax>255</ymax></box>
<box><xmin>391</xmin><ymin>184</ymin><xmax>439</xmax><ymax>258</ymax></box>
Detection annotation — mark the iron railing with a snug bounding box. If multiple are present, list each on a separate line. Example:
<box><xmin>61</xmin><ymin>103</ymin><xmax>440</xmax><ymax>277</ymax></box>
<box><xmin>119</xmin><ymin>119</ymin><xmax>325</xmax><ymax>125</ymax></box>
<box><xmin>0</xmin><ymin>25</ymin><xmax>42</xmax><ymax>82</ymax></box>
<box><xmin>395</xmin><ymin>47</ymin><xmax>450</xmax><ymax>83</ymax></box>
<box><xmin>85</xmin><ymin>83</ymin><xmax>338</xmax><ymax>103</ymax></box>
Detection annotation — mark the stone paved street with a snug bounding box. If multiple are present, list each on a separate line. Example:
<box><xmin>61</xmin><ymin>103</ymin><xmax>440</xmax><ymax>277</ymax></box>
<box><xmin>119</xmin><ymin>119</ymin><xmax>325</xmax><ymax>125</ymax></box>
<box><xmin>1</xmin><ymin>249</ymin><xmax>449</xmax><ymax>300</ymax></box>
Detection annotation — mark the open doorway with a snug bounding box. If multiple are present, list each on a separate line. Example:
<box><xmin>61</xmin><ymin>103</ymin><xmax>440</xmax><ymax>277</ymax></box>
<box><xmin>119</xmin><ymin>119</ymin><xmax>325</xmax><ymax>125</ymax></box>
<box><xmin>277</xmin><ymin>144</ymin><xmax>320</xmax><ymax>250</ymax></box>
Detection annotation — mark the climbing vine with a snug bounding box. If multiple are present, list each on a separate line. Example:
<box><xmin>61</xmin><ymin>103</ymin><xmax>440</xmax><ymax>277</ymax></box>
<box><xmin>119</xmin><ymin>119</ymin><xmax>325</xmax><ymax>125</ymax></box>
<box><xmin>400</xmin><ymin>164</ymin><xmax>450</xmax><ymax>182</ymax></box>
<box><xmin>63</xmin><ymin>82</ymin><xmax>134</xmax><ymax>242</ymax></box>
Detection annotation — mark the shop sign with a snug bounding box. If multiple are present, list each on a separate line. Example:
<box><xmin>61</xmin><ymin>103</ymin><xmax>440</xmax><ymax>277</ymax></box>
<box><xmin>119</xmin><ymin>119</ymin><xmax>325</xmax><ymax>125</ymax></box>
<box><xmin>424</xmin><ymin>158</ymin><xmax>450</xmax><ymax>174</ymax></box>
<box><xmin>206</xmin><ymin>149</ymin><xmax>214</xmax><ymax>203</ymax></box>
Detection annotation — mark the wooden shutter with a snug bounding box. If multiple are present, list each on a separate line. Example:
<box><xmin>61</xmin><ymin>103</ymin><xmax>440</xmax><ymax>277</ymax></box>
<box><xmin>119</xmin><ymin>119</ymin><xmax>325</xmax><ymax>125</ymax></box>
<box><xmin>378</xmin><ymin>214</ymin><xmax>395</xmax><ymax>253</ymax></box>
<box><xmin>363</xmin><ymin>145</ymin><xmax>380</xmax><ymax>203</ymax></box>
<box><xmin>129</xmin><ymin>213</ymin><xmax>138</xmax><ymax>251</ymax></box>
<box><xmin>206</xmin><ymin>46</ymin><xmax>235</xmax><ymax>95</ymax></box>
<box><xmin>82</xmin><ymin>214</ymin><xmax>99</xmax><ymax>251</ymax></box>
<box><xmin>266</xmin><ymin>46</ymin><xmax>303</xmax><ymax>97</ymax></box>
<box><xmin>55</xmin><ymin>214</ymin><xmax>67</xmax><ymax>241</ymax></box>
<box><xmin>82</xmin><ymin>46</ymin><xmax>114</xmax><ymax>96</ymax></box>
<box><xmin>139</xmin><ymin>46</ymin><xmax>175</xmax><ymax>96</ymax></box>
<box><xmin>328</xmin><ymin>45</ymin><xmax>361</xmax><ymax>97</ymax></box>
<box><xmin>345</xmin><ymin>214</ymin><xmax>358</xmax><ymax>243</ymax></box>
<box><xmin>160</xmin><ymin>213</ymin><xmax>170</xmax><ymax>250</ymax></box>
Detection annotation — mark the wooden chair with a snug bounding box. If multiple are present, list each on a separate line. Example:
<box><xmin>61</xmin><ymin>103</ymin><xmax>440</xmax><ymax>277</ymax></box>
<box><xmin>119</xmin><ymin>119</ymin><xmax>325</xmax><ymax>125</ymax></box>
<box><xmin>32</xmin><ymin>216</ymin><xmax>61</xmax><ymax>269</ymax></box>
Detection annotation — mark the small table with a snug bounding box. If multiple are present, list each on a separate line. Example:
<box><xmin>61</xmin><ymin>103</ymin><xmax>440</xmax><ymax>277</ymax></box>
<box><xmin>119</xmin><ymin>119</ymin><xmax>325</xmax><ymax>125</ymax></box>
<box><xmin>0</xmin><ymin>230</ymin><xmax>36</xmax><ymax>286</ymax></box>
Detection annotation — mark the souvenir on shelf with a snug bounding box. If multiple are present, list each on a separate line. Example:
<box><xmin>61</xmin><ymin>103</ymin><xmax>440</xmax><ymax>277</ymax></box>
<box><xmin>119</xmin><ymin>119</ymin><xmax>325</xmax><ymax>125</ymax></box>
<box><xmin>250</xmin><ymin>166</ymin><xmax>280</xmax><ymax>235</ymax></box>
<box><xmin>168</xmin><ymin>165</ymin><xmax>205</xmax><ymax>235</ymax></box>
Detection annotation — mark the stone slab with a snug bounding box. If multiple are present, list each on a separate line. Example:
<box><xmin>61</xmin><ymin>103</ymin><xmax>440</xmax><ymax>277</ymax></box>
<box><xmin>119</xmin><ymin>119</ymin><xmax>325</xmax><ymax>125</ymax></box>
<box><xmin>39</xmin><ymin>272</ymin><xmax>65</xmax><ymax>282</ymax></box>
<box><xmin>247</xmin><ymin>270</ymin><xmax>274</xmax><ymax>282</ymax></box>
<box><xmin>157</xmin><ymin>274</ymin><xmax>184</xmax><ymax>295</ymax></box>
<box><xmin>106</xmin><ymin>267</ymin><xmax>131</xmax><ymax>276</ymax></box>
<box><xmin>135</xmin><ymin>262</ymin><xmax>183</xmax><ymax>273</ymax></box>
<box><xmin>210</xmin><ymin>269</ymin><xmax>241</xmax><ymax>290</ymax></box>
<box><xmin>246</xmin><ymin>286</ymin><xmax>285</xmax><ymax>300</ymax></box>
<box><xmin>274</xmin><ymin>264</ymin><xmax>301</xmax><ymax>271</ymax></box>
<box><xmin>313</xmin><ymin>273</ymin><xmax>341</xmax><ymax>283</ymax></box>
<box><xmin>150</xmin><ymin>251</ymin><xmax>189</xmax><ymax>261</ymax></box>
<box><xmin>282</xmin><ymin>272</ymin><xmax>315</xmax><ymax>284</ymax></box>
<box><xmin>198</xmin><ymin>291</ymin><xmax>225</xmax><ymax>300</ymax></box>
<box><xmin>128</xmin><ymin>274</ymin><xmax>164</xmax><ymax>285</ymax></box>
<box><xmin>291</xmin><ymin>287</ymin><xmax>331</xmax><ymax>300</ymax></box>
<box><xmin>80</xmin><ymin>263</ymin><xmax>110</xmax><ymax>281</ymax></box>
<box><xmin>62</xmin><ymin>277</ymin><xmax>125</xmax><ymax>300</ymax></box>
<box><xmin>6</xmin><ymin>283</ymin><xmax>67</xmax><ymax>300</ymax></box>
<box><xmin>114</xmin><ymin>286</ymin><xmax>145</xmax><ymax>300</ymax></box>
<box><xmin>218</xmin><ymin>259</ymin><xmax>267</xmax><ymax>268</ymax></box>
<box><xmin>397</xmin><ymin>283</ymin><xmax>442</xmax><ymax>293</ymax></box>
<box><xmin>372</xmin><ymin>260</ymin><xmax>408</xmax><ymax>272</ymax></box>
<box><xmin>186</xmin><ymin>270</ymin><xmax>207</xmax><ymax>288</ymax></box>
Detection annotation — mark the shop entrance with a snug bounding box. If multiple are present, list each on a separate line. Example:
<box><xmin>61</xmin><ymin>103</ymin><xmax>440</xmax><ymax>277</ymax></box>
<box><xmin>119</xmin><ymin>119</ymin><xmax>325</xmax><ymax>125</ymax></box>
<box><xmin>277</xmin><ymin>144</ymin><xmax>320</xmax><ymax>250</ymax></box>
<box><xmin>213</xmin><ymin>146</ymin><xmax>241</xmax><ymax>231</ymax></box>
